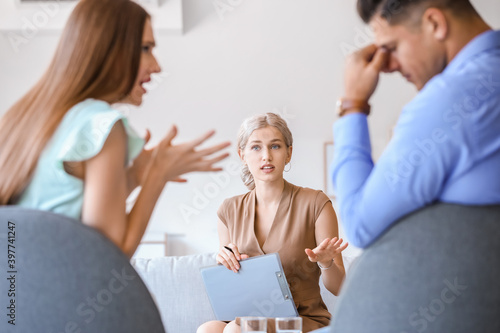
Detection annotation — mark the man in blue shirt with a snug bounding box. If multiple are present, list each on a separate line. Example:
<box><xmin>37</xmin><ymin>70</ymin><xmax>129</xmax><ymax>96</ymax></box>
<box><xmin>332</xmin><ymin>0</ymin><xmax>500</xmax><ymax>248</ymax></box>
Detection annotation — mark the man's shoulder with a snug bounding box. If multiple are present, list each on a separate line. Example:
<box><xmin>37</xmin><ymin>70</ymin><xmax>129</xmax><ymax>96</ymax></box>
<box><xmin>397</xmin><ymin>58</ymin><xmax>500</xmax><ymax>140</ymax></box>
<box><xmin>405</xmin><ymin>61</ymin><xmax>499</xmax><ymax>117</ymax></box>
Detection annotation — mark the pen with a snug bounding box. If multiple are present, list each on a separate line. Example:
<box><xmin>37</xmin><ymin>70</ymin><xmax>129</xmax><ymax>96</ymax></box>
<box><xmin>224</xmin><ymin>246</ymin><xmax>241</xmax><ymax>272</ymax></box>
<box><xmin>224</xmin><ymin>246</ymin><xmax>234</xmax><ymax>254</ymax></box>
<box><xmin>224</xmin><ymin>246</ymin><xmax>242</xmax><ymax>261</ymax></box>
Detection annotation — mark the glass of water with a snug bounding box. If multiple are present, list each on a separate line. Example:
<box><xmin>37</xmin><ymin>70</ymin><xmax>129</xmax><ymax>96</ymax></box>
<box><xmin>276</xmin><ymin>317</ymin><xmax>302</xmax><ymax>333</ymax></box>
<box><xmin>240</xmin><ymin>317</ymin><xmax>267</xmax><ymax>333</ymax></box>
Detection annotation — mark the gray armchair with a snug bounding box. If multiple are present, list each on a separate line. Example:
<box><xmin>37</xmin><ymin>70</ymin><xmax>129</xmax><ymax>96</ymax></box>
<box><xmin>327</xmin><ymin>203</ymin><xmax>500</xmax><ymax>333</ymax></box>
<box><xmin>0</xmin><ymin>207</ymin><xmax>165</xmax><ymax>333</ymax></box>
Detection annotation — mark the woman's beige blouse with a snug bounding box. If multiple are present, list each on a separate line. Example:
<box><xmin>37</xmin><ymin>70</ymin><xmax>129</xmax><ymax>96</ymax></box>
<box><xmin>217</xmin><ymin>180</ymin><xmax>332</xmax><ymax>332</ymax></box>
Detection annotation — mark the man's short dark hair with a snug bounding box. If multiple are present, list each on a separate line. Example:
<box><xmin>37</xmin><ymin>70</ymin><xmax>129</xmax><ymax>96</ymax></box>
<box><xmin>357</xmin><ymin>0</ymin><xmax>476</xmax><ymax>24</ymax></box>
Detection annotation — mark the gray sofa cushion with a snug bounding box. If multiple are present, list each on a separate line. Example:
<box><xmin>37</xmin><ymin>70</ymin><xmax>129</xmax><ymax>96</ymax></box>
<box><xmin>0</xmin><ymin>207</ymin><xmax>165</xmax><ymax>333</ymax></box>
<box><xmin>329</xmin><ymin>203</ymin><xmax>500</xmax><ymax>333</ymax></box>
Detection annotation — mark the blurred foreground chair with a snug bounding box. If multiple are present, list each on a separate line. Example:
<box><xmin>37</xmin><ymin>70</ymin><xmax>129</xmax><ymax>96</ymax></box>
<box><xmin>321</xmin><ymin>203</ymin><xmax>500</xmax><ymax>333</ymax></box>
<box><xmin>0</xmin><ymin>207</ymin><xmax>165</xmax><ymax>333</ymax></box>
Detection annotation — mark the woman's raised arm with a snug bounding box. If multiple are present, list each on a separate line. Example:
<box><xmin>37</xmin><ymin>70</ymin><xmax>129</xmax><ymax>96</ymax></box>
<box><xmin>82</xmin><ymin>122</ymin><xmax>229</xmax><ymax>258</ymax></box>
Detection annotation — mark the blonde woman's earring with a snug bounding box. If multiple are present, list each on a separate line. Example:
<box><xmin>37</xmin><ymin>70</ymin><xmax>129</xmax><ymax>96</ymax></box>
<box><xmin>284</xmin><ymin>162</ymin><xmax>291</xmax><ymax>172</ymax></box>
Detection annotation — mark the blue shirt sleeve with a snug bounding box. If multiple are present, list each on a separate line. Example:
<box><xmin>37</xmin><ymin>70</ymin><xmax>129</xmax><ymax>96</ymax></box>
<box><xmin>331</xmin><ymin>86</ymin><xmax>459</xmax><ymax>248</ymax></box>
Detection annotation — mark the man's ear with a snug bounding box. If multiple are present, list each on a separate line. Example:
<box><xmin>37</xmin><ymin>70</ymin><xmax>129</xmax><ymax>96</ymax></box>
<box><xmin>422</xmin><ymin>7</ymin><xmax>448</xmax><ymax>41</ymax></box>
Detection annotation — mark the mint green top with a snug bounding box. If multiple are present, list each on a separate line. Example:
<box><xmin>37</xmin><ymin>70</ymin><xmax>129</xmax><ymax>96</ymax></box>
<box><xmin>17</xmin><ymin>99</ymin><xmax>144</xmax><ymax>220</ymax></box>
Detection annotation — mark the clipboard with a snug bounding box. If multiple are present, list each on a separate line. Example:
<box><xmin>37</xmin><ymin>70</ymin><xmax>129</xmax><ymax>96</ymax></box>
<box><xmin>200</xmin><ymin>253</ymin><xmax>298</xmax><ymax>321</ymax></box>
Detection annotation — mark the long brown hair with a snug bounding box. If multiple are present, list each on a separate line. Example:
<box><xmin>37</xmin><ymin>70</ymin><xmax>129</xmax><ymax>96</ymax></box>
<box><xmin>0</xmin><ymin>0</ymin><xmax>149</xmax><ymax>204</ymax></box>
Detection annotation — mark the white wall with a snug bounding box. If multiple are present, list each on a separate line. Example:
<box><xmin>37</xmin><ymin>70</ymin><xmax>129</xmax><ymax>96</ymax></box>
<box><xmin>0</xmin><ymin>0</ymin><xmax>499</xmax><ymax>258</ymax></box>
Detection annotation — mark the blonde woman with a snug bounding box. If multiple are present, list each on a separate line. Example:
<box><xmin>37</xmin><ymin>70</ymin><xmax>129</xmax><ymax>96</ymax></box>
<box><xmin>198</xmin><ymin>113</ymin><xmax>348</xmax><ymax>333</ymax></box>
<box><xmin>0</xmin><ymin>0</ymin><xmax>229</xmax><ymax>258</ymax></box>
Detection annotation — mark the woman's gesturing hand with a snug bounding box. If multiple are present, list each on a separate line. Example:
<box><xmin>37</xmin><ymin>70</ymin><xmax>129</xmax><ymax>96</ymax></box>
<box><xmin>305</xmin><ymin>237</ymin><xmax>348</xmax><ymax>268</ymax></box>
<box><xmin>147</xmin><ymin>125</ymin><xmax>230</xmax><ymax>184</ymax></box>
<box><xmin>216</xmin><ymin>243</ymin><xmax>249</xmax><ymax>273</ymax></box>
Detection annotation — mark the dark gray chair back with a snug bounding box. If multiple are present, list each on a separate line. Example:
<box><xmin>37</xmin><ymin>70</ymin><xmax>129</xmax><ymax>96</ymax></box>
<box><xmin>0</xmin><ymin>207</ymin><xmax>165</xmax><ymax>333</ymax></box>
<box><xmin>330</xmin><ymin>203</ymin><xmax>500</xmax><ymax>333</ymax></box>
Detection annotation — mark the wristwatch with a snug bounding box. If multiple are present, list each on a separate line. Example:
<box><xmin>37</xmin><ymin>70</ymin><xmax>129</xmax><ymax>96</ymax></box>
<box><xmin>336</xmin><ymin>98</ymin><xmax>371</xmax><ymax>117</ymax></box>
